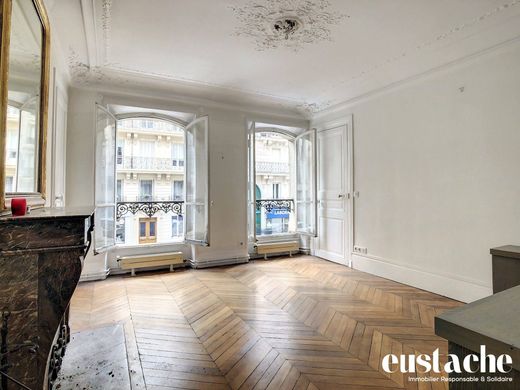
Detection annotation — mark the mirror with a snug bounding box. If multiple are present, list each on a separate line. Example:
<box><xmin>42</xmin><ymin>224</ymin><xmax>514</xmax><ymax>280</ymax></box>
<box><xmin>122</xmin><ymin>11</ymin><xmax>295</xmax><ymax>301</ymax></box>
<box><xmin>0</xmin><ymin>0</ymin><xmax>49</xmax><ymax>209</ymax></box>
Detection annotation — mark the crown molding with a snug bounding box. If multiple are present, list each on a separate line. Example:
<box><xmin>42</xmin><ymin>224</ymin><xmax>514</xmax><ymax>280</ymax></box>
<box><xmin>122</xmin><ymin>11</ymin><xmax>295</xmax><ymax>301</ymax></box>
<box><xmin>312</xmin><ymin>33</ymin><xmax>520</xmax><ymax>121</ymax></box>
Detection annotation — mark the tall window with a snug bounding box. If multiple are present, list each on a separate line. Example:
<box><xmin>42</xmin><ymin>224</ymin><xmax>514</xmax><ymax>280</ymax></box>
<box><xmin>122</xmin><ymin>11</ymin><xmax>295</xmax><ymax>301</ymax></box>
<box><xmin>247</xmin><ymin>122</ymin><xmax>316</xmax><ymax>242</ymax></box>
<box><xmin>116</xmin><ymin>141</ymin><xmax>124</xmax><ymax>165</ymax></box>
<box><xmin>139</xmin><ymin>180</ymin><xmax>153</xmax><ymax>201</ymax></box>
<box><xmin>96</xmin><ymin>110</ymin><xmax>209</xmax><ymax>250</ymax></box>
<box><xmin>140</xmin><ymin>140</ymin><xmax>155</xmax><ymax>157</ymax></box>
<box><xmin>139</xmin><ymin>218</ymin><xmax>157</xmax><ymax>244</ymax></box>
<box><xmin>116</xmin><ymin>180</ymin><xmax>122</xmax><ymax>202</ymax></box>
<box><xmin>172</xmin><ymin>215</ymin><xmax>184</xmax><ymax>238</ymax></box>
<box><xmin>255</xmin><ymin>131</ymin><xmax>294</xmax><ymax>236</ymax></box>
<box><xmin>172</xmin><ymin>143</ymin><xmax>184</xmax><ymax>167</ymax></box>
<box><xmin>173</xmin><ymin>180</ymin><xmax>184</xmax><ymax>201</ymax></box>
<box><xmin>5</xmin><ymin>177</ymin><xmax>13</xmax><ymax>192</ymax></box>
<box><xmin>272</xmin><ymin>183</ymin><xmax>280</xmax><ymax>199</ymax></box>
<box><xmin>117</xmin><ymin>117</ymin><xmax>185</xmax><ymax>247</ymax></box>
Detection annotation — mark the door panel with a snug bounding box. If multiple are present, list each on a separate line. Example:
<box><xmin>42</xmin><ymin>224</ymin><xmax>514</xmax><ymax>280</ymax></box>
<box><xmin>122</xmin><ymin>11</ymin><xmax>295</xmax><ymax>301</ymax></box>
<box><xmin>316</xmin><ymin>124</ymin><xmax>349</xmax><ymax>265</ymax></box>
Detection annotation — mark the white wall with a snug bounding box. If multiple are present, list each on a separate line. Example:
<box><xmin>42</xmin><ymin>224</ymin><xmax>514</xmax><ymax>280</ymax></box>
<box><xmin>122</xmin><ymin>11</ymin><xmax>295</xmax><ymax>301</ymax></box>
<box><xmin>313</xmin><ymin>42</ymin><xmax>520</xmax><ymax>303</ymax></box>
<box><xmin>65</xmin><ymin>88</ymin><xmax>308</xmax><ymax>278</ymax></box>
<box><xmin>43</xmin><ymin>24</ymin><xmax>70</xmax><ymax>208</ymax></box>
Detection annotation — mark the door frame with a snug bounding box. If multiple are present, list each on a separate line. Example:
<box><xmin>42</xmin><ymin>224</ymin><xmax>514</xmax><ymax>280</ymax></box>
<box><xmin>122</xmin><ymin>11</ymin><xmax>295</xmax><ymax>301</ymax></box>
<box><xmin>314</xmin><ymin>115</ymin><xmax>354</xmax><ymax>267</ymax></box>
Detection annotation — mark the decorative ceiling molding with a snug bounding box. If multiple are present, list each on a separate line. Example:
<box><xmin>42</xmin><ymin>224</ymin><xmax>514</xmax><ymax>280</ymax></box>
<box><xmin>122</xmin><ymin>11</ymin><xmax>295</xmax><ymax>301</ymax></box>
<box><xmin>229</xmin><ymin>0</ymin><xmax>347</xmax><ymax>51</ymax></box>
<box><xmin>100</xmin><ymin>0</ymin><xmax>112</xmax><ymax>64</ymax></box>
<box><xmin>80</xmin><ymin>0</ymin><xmax>98</xmax><ymax>66</ymax></box>
<box><xmin>68</xmin><ymin>47</ymin><xmax>129</xmax><ymax>86</ymax></box>
<box><xmin>296</xmin><ymin>100</ymin><xmax>333</xmax><ymax>114</ymax></box>
<box><xmin>62</xmin><ymin>0</ymin><xmax>520</xmax><ymax>118</ymax></box>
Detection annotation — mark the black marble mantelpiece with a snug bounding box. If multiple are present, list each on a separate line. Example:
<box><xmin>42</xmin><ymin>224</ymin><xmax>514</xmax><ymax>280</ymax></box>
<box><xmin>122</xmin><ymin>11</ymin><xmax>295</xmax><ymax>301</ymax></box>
<box><xmin>0</xmin><ymin>207</ymin><xmax>93</xmax><ymax>390</ymax></box>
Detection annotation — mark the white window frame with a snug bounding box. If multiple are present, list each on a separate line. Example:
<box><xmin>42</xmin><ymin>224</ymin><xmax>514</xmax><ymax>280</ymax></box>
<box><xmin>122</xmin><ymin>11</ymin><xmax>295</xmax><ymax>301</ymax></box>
<box><xmin>105</xmin><ymin>112</ymin><xmax>209</xmax><ymax>248</ymax></box>
<box><xmin>247</xmin><ymin>123</ymin><xmax>317</xmax><ymax>244</ymax></box>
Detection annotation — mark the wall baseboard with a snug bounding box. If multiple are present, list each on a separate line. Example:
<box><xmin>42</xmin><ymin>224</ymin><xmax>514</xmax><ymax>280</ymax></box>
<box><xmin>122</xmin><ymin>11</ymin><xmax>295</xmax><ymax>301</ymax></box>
<box><xmin>79</xmin><ymin>269</ymin><xmax>110</xmax><ymax>282</ymax></box>
<box><xmin>351</xmin><ymin>253</ymin><xmax>492</xmax><ymax>303</ymax></box>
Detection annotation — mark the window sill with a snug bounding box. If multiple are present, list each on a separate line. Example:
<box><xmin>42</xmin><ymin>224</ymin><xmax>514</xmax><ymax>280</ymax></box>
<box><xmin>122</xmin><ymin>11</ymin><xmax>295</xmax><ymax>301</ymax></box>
<box><xmin>115</xmin><ymin>240</ymin><xmax>185</xmax><ymax>250</ymax></box>
<box><xmin>256</xmin><ymin>233</ymin><xmax>299</xmax><ymax>243</ymax></box>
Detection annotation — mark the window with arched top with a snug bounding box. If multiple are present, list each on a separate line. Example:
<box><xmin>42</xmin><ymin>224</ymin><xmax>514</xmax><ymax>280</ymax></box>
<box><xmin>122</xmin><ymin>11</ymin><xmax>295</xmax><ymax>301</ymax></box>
<box><xmin>94</xmin><ymin>106</ymin><xmax>209</xmax><ymax>254</ymax></box>
<box><xmin>247</xmin><ymin>122</ymin><xmax>317</xmax><ymax>243</ymax></box>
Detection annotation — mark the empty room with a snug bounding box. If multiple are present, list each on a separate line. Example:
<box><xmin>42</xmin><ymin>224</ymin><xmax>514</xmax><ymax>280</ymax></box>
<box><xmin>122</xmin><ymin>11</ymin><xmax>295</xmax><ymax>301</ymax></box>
<box><xmin>0</xmin><ymin>0</ymin><xmax>519</xmax><ymax>389</ymax></box>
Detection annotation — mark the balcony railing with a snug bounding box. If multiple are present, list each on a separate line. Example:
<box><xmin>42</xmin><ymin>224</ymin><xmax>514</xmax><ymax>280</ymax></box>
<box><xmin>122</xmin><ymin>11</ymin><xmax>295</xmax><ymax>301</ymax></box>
<box><xmin>116</xmin><ymin>201</ymin><xmax>184</xmax><ymax>220</ymax></box>
<box><xmin>255</xmin><ymin>198</ymin><xmax>294</xmax><ymax>212</ymax></box>
<box><xmin>255</xmin><ymin>161</ymin><xmax>290</xmax><ymax>174</ymax></box>
<box><xmin>118</xmin><ymin>156</ymin><xmax>184</xmax><ymax>171</ymax></box>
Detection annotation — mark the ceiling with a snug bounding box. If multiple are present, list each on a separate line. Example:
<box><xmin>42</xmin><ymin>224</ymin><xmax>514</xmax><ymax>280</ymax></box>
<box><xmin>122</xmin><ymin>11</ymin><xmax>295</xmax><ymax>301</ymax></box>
<box><xmin>46</xmin><ymin>0</ymin><xmax>520</xmax><ymax>117</ymax></box>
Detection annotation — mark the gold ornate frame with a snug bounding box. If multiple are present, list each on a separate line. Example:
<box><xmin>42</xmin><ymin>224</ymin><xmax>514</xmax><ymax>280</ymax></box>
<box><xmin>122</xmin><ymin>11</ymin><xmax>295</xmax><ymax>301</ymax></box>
<box><xmin>0</xmin><ymin>0</ymin><xmax>50</xmax><ymax>211</ymax></box>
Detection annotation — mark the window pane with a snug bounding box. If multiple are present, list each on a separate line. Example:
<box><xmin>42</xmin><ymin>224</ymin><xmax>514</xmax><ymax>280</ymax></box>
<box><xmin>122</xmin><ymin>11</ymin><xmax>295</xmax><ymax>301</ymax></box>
<box><xmin>17</xmin><ymin>107</ymin><xmax>38</xmax><ymax>192</ymax></box>
<box><xmin>94</xmin><ymin>206</ymin><xmax>115</xmax><ymax>250</ymax></box>
<box><xmin>94</xmin><ymin>106</ymin><xmax>116</xmax><ymax>252</ymax></box>
<box><xmin>254</xmin><ymin>130</ymin><xmax>295</xmax><ymax>236</ymax></box>
<box><xmin>5</xmin><ymin>106</ymin><xmax>19</xmax><ymax>192</ymax></box>
<box><xmin>116</xmin><ymin>180</ymin><xmax>122</xmax><ymax>202</ymax></box>
<box><xmin>185</xmin><ymin>117</ymin><xmax>208</xmax><ymax>244</ymax></box>
<box><xmin>173</xmin><ymin>180</ymin><xmax>184</xmax><ymax>200</ymax></box>
<box><xmin>139</xmin><ymin>180</ymin><xmax>153</xmax><ymax>201</ymax></box>
<box><xmin>95</xmin><ymin>108</ymin><xmax>116</xmax><ymax>205</ymax></box>
<box><xmin>296</xmin><ymin>130</ymin><xmax>316</xmax><ymax>235</ymax></box>
<box><xmin>139</xmin><ymin>222</ymin><xmax>146</xmax><ymax>237</ymax></box>
<box><xmin>149</xmin><ymin>221</ymin><xmax>156</xmax><ymax>237</ymax></box>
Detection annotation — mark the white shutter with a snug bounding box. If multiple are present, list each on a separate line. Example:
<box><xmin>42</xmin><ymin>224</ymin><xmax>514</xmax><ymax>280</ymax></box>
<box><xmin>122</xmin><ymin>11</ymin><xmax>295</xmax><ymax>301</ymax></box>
<box><xmin>247</xmin><ymin>121</ymin><xmax>257</xmax><ymax>242</ymax></box>
<box><xmin>295</xmin><ymin>129</ymin><xmax>317</xmax><ymax>236</ymax></box>
<box><xmin>184</xmin><ymin>116</ymin><xmax>209</xmax><ymax>245</ymax></box>
<box><xmin>94</xmin><ymin>105</ymin><xmax>117</xmax><ymax>253</ymax></box>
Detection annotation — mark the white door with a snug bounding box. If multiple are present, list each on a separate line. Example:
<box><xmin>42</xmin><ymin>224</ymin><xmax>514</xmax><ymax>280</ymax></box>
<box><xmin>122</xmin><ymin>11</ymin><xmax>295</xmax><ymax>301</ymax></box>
<box><xmin>316</xmin><ymin>122</ymin><xmax>351</xmax><ymax>265</ymax></box>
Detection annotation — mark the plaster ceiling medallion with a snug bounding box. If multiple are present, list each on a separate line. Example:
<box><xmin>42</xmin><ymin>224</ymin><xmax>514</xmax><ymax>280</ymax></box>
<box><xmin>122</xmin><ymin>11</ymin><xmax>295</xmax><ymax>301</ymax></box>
<box><xmin>230</xmin><ymin>0</ymin><xmax>347</xmax><ymax>51</ymax></box>
<box><xmin>297</xmin><ymin>100</ymin><xmax>333</xmax><ymax>114</ymax></box>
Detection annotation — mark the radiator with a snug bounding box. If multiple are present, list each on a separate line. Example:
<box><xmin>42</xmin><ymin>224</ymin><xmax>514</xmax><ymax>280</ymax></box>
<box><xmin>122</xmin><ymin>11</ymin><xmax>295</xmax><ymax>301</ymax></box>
<box><xmin>118</xmin><ymin>252</ymin><xmax>185</xmax><ymax>276</ymax></box>
<box><xmin>255</xmin><ymin>241</ymin><xmax>300</xmax><ymax>259</ymax></box>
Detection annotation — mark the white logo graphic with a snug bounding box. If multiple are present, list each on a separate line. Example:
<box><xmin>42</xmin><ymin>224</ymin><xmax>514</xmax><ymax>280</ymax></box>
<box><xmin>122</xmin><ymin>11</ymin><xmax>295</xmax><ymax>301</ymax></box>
<box><xmin>382</xmin><ymin>346</ymin><xmax>513</xmax><ymax>374</ymax></box>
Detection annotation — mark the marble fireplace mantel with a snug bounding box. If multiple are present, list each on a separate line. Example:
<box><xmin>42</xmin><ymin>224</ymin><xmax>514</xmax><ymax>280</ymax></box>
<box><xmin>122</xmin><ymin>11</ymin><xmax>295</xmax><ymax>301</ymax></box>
<box><xmin>0</xmin><ymin>207</ymin><xmax>94</xmax><ymax>390</ymax></box>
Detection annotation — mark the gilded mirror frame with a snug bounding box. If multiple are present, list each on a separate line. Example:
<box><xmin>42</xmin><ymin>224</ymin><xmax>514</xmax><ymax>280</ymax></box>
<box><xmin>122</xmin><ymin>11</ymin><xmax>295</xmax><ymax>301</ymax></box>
<box><xmin>0</xmin><ymin>0</ymin><xmax>50</xmax><ymax>211</ymax></box>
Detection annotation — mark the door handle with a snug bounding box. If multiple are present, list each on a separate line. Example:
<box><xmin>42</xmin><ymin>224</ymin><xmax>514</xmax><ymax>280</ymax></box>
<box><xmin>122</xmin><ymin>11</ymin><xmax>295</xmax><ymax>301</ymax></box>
<box><xmin>338</xmin><ymin>193</ymin><xmax>351</xmax><ymax>199</ymax></box>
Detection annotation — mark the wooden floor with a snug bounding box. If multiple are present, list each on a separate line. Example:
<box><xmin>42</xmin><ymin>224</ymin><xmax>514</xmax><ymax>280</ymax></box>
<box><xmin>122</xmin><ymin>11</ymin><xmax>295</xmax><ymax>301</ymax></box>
<box><xmin>69</xmin><ymin>255</ymin><xmax>462</xmax><ymax>390</ymax></box>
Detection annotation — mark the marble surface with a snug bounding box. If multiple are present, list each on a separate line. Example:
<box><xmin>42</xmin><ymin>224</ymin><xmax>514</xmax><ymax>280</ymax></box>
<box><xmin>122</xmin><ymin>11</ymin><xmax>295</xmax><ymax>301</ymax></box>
<box><xmin>0</xmin><ymin>207</ymin><xmax>94</xmax><ymax>221</ymax></box>
<box><xmin>55</xmin><ymin>324</ymin><xmax>131</xmax><ymax>390</ymax></box>
<box><xmin>0</xmin><ymin>208</ymin><xmax>93</xmax><ymax>389</ymax></box>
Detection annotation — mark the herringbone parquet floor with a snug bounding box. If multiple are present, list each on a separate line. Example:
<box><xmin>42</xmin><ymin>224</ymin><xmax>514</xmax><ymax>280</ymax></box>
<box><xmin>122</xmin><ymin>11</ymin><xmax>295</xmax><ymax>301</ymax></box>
<box><xmin>69</xmin><ymin>256</ymin><xmax>462</xmax><ymax>390</ymax></box>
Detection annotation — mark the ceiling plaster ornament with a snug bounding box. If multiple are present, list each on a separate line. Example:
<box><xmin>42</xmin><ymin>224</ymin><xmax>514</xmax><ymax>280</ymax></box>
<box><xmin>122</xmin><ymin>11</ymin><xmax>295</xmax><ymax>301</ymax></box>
<box><xmin>101</xmin><ymin>0</ymin><xmax>112</xmax><ymax>64</ymax></box>
<box><xmin>297</xmin><ymin>100</ymin><xmax>333</xmax><ymax>114</ymax></box>
<box><xmin>229</xmin><ymin>0</ymin><xmax>347</xmax><ymax>51</ymax></box>
<box><xmin>68</xmin><ymin>47</ymin><xmax>128</xmax><ymax>86</ymax></box>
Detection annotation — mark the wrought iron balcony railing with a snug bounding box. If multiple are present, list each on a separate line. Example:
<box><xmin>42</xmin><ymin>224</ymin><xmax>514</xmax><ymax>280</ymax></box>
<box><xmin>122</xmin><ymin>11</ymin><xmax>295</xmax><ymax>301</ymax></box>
<box><xmin>116</xmin><ymin>201</ymin><xmax>184</xmax><ymax>220</ymax></box>
<box><xmin>255</xmin><ymin>161</ymin><xmax>290</xmax><ymax>174</ymax></box>
<box><xmin>118</xmin><ymin>156</ymin><xmax>184</xmax><ymax>171</ymax></box>
<box><xmin>255</xmin><ymin>199</ymin><xmax>294</xmax><ymax>212</ymax></box>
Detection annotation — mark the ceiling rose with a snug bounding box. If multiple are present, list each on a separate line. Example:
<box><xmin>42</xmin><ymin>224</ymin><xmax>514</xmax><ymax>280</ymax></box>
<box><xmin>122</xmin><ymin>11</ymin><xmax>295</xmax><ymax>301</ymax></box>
<box><xmin>230</xmin><ymin>0</ymin><xmax>347</xmax><ymax>51</ymax></box>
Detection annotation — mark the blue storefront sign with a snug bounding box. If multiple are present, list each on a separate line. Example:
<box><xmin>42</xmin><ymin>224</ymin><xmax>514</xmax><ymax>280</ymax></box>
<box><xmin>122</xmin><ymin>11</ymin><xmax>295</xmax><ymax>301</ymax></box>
<box><xmin>267</xmin><ymin>208</ymin><xmax>290</xmax><ymax>219</ymax></box>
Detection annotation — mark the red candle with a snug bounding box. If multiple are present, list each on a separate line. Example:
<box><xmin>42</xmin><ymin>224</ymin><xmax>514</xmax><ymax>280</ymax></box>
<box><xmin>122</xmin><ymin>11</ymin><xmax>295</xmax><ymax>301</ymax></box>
<box><xmin>11</xmin><ymin>198</ymin><xmax>27</xmax><ymax>216</ymax></box>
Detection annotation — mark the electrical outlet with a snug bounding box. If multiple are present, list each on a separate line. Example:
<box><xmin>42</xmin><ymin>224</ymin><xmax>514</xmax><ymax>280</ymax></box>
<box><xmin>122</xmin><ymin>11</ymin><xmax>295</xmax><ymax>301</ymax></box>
<box><xmin>353</xmin><ymin>246</ymin><xmax>368</xmax><ymax>254</ymax></box>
